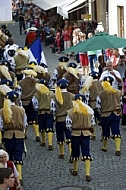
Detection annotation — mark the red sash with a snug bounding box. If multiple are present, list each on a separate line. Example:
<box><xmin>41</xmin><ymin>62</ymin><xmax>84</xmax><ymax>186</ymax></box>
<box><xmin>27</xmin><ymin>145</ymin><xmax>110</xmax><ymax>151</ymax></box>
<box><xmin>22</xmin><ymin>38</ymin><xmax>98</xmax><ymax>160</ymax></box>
<box><xmin>7</xmin><ymin>161</ymin><xmax>17</xmax><ymax>190</ymax></box>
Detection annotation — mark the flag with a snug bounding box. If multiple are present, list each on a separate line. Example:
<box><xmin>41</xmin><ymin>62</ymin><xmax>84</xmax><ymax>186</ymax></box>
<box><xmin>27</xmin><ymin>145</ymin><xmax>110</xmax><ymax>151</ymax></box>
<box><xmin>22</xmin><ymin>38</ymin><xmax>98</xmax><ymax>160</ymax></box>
<box><xmin>0</xmin><ymin>0</ymin><xmax>12</xmax><ymax>21</ymax></box>
<box><xmin>27</xmin><ymin>37</ymin><xmax>47</xmax><ymax>67</ymax></box>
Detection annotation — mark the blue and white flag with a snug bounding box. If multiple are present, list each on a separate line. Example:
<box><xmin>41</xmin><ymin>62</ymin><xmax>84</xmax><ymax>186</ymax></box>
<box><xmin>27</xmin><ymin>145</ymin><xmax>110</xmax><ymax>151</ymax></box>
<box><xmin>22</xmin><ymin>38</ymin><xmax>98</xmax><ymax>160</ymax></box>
<box><xmin>27</xmin><ymin>37</ymin><xmax>47</xmax><ymax>67</ymax></box>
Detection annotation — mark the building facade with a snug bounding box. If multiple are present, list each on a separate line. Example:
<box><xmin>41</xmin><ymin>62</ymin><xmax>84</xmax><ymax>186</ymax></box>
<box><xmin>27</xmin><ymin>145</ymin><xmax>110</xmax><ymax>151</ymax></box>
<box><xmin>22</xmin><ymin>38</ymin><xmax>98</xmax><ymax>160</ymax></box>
<box><xmin>109</xmin><ymin>0</ymin><xmax>126</xmax><ymax>37</ymax></box>
<box><xmin>94</xmin><ymin>0</ymin><xmax>126</xmax><ymax>37</ymax></box>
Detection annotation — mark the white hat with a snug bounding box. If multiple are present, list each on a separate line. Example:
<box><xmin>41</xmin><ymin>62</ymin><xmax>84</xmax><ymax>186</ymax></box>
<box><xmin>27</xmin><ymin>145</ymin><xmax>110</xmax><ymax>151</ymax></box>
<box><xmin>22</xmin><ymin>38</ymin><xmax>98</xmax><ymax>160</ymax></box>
<box><xmin>26</xmin><ymin>27</ymin><xmax>38</xmax><ymax>33</ymax></box>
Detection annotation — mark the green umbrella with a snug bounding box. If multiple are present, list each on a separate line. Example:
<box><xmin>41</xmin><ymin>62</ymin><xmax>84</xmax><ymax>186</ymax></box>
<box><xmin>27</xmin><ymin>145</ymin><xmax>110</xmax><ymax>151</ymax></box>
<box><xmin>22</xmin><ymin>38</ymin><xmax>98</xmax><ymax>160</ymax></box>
<box><xmin>64</xmin><ymin>32</ymin><xmax>126</xmax><ymax>53</ymax></box>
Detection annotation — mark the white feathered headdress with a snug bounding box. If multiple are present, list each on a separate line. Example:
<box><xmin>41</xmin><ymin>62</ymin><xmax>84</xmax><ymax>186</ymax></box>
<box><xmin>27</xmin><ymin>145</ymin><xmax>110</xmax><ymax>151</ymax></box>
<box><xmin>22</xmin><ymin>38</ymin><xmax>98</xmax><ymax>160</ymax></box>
<box><xmin>80</xmin><ymin>76</ymin><xmax>93</xmax><ymax>94</ymax></box>
<box><xmin>0</xmin><ymin>65</ymin><xmax>12</xmax><ymax>81</ymax></box>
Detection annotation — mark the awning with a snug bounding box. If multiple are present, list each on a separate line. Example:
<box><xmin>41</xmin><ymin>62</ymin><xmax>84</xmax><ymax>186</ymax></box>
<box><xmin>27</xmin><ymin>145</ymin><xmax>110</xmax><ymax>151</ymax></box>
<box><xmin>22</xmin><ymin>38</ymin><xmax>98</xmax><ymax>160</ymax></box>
<box><xmin>33</xmin><ymin>0</ymin><xmax>86</xmax><ymax>19</ymax></box>
<box><xmin>57</xmin><ymin>0</ymin><xmax>86</xmax><ymax>18</ymax></box>
<box><xmin>32</xmin><ymin>0</ymin><xmax>62</xmax><ymax>10</ymax></box>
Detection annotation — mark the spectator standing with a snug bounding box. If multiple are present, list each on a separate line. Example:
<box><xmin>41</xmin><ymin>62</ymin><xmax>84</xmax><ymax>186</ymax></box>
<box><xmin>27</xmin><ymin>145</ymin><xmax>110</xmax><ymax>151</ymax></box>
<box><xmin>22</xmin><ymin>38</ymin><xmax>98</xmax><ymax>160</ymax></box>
<box><xmin>55</xmin><ymin>28</ymin><xmax>61</xmax><ymax>53</ymax></box>
<box><xmin>0</xmin><ymin>149</ymin><xmax>22</xmax><ymax>190</ymax></box>
<box><xmin>0</xmin><ymin>168</ymin><xmax>15</xmax><ymax>190</ymax></box>
<box><xmin>33</xmin><ymin>16</ymin><xmax>40</xmax><ymax>29</ymax></box>
<box><xmin>79</xmin><ymin>32</ymin><xmax>89</xmax><ymax>75</ymax></box>
<box><xmin>97</xmin><ymin>55</ymin><xmax>106</xmax><ymax>78</ymax></box>
<box><xmin>114</xmin><ymin>55</ymin><xmax>126</xmax><ymax>90</ymax></box>
<box><xmin>99</xmin><ymin>60</ymin><xmax>122</xmax><ymax>89</ymax></box>
<box><xmin>110</xmin><ymin>48</ymin><xmax>120</xmax><ymax>68</ymax></box>
<box><xmin>87</xmin><ymin>33</ymin><xmax>97</xmax><ymax>72</ymax></box>
<box><xmin>24</xmin><ymin>11</ymin><xmax>31</xmax><ymax>29</ymax></box>
<box><xmin>18</xmin><ymin>9</ymin><xmax>25</xmax><ymax>35</ymax></box>
<box><xmin>105</xmin><ymin>48</ymin><xmax>113</xmax><ymax>60</ymax></box>
<box><xmin>62</xmin><ymin>25</ymin><xmax>72</xmax><ymax>58</ymax></box>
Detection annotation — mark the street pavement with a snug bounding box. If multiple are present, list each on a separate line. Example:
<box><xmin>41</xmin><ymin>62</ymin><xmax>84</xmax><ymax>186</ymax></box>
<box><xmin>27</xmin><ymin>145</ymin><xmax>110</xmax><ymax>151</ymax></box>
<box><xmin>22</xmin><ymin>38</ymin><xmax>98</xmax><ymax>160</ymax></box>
<box><xmin>4</xmin><ymin>23</ymin><xmax>126</xmax><ymax>190</ymax></box>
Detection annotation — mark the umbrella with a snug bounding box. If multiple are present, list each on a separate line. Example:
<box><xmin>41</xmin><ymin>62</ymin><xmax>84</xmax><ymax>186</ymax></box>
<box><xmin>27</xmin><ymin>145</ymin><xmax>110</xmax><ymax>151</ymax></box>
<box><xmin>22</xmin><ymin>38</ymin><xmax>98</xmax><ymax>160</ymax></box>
<box><xmin>64</xmin><ymin>32</ymin><xmax>126</xmax><ymax>53</ymax></box>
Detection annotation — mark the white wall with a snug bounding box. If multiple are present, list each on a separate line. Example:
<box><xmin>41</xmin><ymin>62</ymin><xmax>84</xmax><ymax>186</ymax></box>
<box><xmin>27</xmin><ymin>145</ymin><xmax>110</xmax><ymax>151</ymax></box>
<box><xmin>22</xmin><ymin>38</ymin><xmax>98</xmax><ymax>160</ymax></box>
<box><xmin>0</xmin><ymin>0</ymin><xmax>12</xmax><ymax>21</ymax></box>
<box><xmin>109</xmin><ymin>0</ymin><xmax>126</xmax><ymax>37</ymax></box>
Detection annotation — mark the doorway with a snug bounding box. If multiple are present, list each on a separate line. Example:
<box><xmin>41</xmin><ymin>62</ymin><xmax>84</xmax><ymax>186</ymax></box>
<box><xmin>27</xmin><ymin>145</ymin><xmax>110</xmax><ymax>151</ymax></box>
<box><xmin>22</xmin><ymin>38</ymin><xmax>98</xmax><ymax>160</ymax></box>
<box><xmin>117</xmin><ymin>6</ymin><xmax>124</xmax><ymax>37</ymax></box>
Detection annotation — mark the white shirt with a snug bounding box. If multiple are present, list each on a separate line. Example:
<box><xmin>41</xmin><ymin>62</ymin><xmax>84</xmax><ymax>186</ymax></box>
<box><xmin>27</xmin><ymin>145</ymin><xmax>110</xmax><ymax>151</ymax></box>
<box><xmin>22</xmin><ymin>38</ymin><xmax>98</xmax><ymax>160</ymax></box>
<box><xmin>99</xmin><ymin>69</ymin><xmax>122</xmax><ymax>89</ymax></box>
<box><xmin>4</xmin><ymin>44</ymin><xmax>19</xmax><ymax>70</ymax></box>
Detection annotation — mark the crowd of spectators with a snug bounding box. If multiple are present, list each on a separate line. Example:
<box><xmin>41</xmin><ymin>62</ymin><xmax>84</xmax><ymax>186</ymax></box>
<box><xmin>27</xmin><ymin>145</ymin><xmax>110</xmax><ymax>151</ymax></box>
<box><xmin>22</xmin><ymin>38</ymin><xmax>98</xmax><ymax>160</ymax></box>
<box><xmin>11</xmin><ymin>1</ymin><xmax>126</xmax><ymax>80</ymax></box>
<box><xmin>11</xmin><ymin>0</ymin><xmax>98</xmax><ymax>52</ymax></box>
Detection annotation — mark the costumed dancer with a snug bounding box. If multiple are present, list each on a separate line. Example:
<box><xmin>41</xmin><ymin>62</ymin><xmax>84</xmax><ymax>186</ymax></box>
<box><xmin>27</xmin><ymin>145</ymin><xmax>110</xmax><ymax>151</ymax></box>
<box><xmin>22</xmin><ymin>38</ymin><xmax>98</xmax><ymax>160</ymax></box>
<box><xmin>96</xmin><ymin>76</ymin><xmax>122</xmax><ymax>156</ymax></box>
<box><xmin>66</xmin><ymin>94</ymin><xmax>95</xmax><ymax>182</ymax></box>
<box><xmin>3</xmin><ymin>38</ymin><xmax>19</xmax><ymax>71</ymax></box>
<box><xmin>80</xmin><ymin>71</ymin><xmax>103</xmax><ymax>140</ymax></box>
<box><xmin>0</xmin><ymin>28</ymin><xmax>7</xmax><ymax>60</ymax></box>
<box><xmin>51</xmin><ymin>78</ymin><xmax>74</xmax><ymax>161</ymax></box>
<box><xmin>25</xmin><ymin>27</ymin><xmax>38</xmax><ymax>47</ymax></box>
<box><xmin>63</xmin><ymin>62</ymin><xmax>82</xmax><ymax>94</ymax></box>
<box><xmin>50</xmin><ymin>56</ymin><xmax>69</xmax><ymax>88</ymax></box>
<box><xmin>14</xmin><ymin>48</ymin><xmax>29</xmax><ymax>81</ymax></box>
<box><xmin>0</xmin><ymin>91</ymin><xmax>27</xmax><ymax>184</ymax></box>
<box><xmin>0</xmin><ymin>79</ymin><xmax>13</xmax><ymax>109</ymax></box>
<box><xmin>121</xmin><ymin>70</ymin><xmax>126</xmax><ymax>126</ymax></box>
<box><xmin>34</xmin><ymin>79</ymin><xmax>54</xmax><ymax>150</ymax></box>
<box><xmin>0</xmin><ymin>60</ymin><xmax>15</xmax><ymax>82</ymax></box>
<box><xmin>0</xmin><ymin>80</ymin><xmax>13</xmax><ymax>147</ymax></box>
<box><xmin>18</xmin><ymin>67</ymin><xmax>40</xmax><ymax>141</ymax></box>
<box><xmin>29</xmin><ymin>61</ymin><xmax>50</xmax><ymax>82</ymax></box>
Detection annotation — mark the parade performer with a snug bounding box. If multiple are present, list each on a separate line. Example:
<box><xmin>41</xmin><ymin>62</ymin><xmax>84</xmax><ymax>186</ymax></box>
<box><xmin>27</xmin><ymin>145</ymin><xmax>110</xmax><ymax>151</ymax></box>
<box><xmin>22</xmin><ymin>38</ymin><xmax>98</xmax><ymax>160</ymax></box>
<box><xmin>0</xmin><ymin>80</ymin><xmax>13</xmax><ymax>147</ymax></box>
<box><xmin>14</xmin><ymin>48</ymin><xmax>29</xmax><ymax>81</ymax></box>
<box><xmin>51</xmin><ymin>78</ymin><xmax>74</xmax><ymax>160</ymax></box>
<box><xmin>66</xmin><ymin>94</ymin><xmax>95</xmax><ymax>181</ymax></box>
<box><xmin>25</xmin><ymin>27</ymin><xmax>38</xmax><ymax>47</ymax></box>
<box><xmin>0</xmin><ymin>29</ymin><xmax>7</xmax><ymax>60</ymax></box>
<box><xmin>96</xmin><ymin>76</ymin><xmax>122</xmax><ymax>156</ymax></box>
<box><xmin>80</xmin><ymin>72</ymin><xmax>103</xmax><ymax>140</ymax></box>
<box><xmin>0</xmin><ymin>60</ymin><xmax>15</xmax><ymax>82</ymax></box>
<box><xmin>0</xmin><ymin>91</ymin><xmax>27</xmax><ymax>183</ymax></box>
<box><xmin>34</xmin><ymin>79</ymin><xmax>54</xmax><ymax>150</ymax></box>
<box><xmin>3</xmin><ymin>38</ymin><xmax>19</xmax><ymax>71</ymax></box>
<box><xmin>29</xmin><ymin>61</ymin><xmax>50</xmax><ymax>82</ymax></box>
<box><xmin>18</xmin><ymin>67</ymin><xmax>40</xmax><ymax>141</ymax></box>
<box><xmin>50</xmin><ymin>56</ymin><xmax>69</xmax><ymax>88</ymax></box>
<box><xmin>63</xmin><ymin>62</ymin><xmax>82</xmax><ymax>94</ymax></box>
<box><xmin>122</xmin><ymin>70</ymin><xmax>126</xmax><ymax>126</ymax></box>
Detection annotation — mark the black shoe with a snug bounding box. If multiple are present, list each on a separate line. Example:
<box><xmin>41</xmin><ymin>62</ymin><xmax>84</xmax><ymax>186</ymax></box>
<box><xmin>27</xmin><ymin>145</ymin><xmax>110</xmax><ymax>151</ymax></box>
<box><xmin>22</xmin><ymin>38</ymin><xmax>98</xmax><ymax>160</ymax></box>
<box><xmin>115</xmin><ymin>151</ymin><xmax>121</xmax><ymax>156</ymax></box>
<box><xmin>100</xmin><ymin>146</ymin><xmax>107</xmax><ymax>152</ymax></box>
<box><xmin>69</xmin><ymin>168</ymin><xmax>78</xmax><ymax>176</ymax></box>
<box><xmin>86</xmin><ymin>175</ymin><xmax>91</xmax><ymax>182</ymax></box>
<box><xmin>48</xmin><ymin>145</ymin><xmax>53</xmax><ymax>151</ymax></box>
<box><xmin>36</xmin><ymin>136</ymin><xmax>40</xmax><ymax>142</ymax></box>
<box><xmin>40</xmin><ymin>142</ymin><xmax>46</xmax><ymax>147</ymax></box>
<box><xmin>58</xmin><ymin>154</ymin><xmax>64</xmax><ymax>159</ymax></box>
